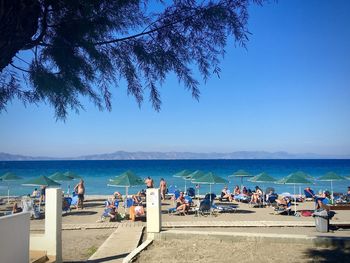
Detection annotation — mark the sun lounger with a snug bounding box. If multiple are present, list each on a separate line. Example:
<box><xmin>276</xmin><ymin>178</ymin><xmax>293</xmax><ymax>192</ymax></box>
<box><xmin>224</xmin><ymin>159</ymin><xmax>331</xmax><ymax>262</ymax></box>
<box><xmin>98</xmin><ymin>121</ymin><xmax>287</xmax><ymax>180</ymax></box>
<box><xmin>212</xmin><ymin>203</ymin><xmax>238</xmax><ymax>213</ymax></box>
<box><xmin>234</xmin><ymin>194</ymin><xmax>250</xmax><ymax>203</ymax></box>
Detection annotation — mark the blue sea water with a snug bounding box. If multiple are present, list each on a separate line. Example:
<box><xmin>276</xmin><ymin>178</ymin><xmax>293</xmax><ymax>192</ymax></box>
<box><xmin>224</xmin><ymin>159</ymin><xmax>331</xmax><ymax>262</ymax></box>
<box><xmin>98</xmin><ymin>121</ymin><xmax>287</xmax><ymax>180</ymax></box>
<box><xmin>1</xmin><ymin>159</ymin><xmax>350</xmax><ymax>197</ymax></box>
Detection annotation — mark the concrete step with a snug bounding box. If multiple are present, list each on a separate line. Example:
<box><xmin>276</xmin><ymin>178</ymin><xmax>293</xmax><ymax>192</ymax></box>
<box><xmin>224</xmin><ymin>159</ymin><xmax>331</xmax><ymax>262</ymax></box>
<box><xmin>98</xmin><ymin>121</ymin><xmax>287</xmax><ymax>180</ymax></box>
<box><xmin>29</xmin><ymin>250</ymin><xmax>48</xmax><ymax>263</ymax></box>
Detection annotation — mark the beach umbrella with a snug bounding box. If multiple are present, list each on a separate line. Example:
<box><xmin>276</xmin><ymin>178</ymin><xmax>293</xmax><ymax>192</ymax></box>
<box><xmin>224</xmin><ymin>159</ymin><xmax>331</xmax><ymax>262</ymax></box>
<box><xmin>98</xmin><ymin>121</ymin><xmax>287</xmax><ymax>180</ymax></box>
<box><xmin>64</xmin><ymin>171</ymin><xmax>82</xmax><ymax>179</ymax></box>
<box><xmin>108</xmin><ymin>170</ymin><xmax>143</xmax><ymax>197</ymax></box>
<box><xmin>191</xmin><ymin>172</ymin><xmax>228</xmax><ymax>205</ymax></box>
<box><xmin>1</xmin><ymin>172</ymin><xmax>23</xmax><ymax>203</ymax></box>
<box><xmin>291</xmin><ymin>171</ymin><xmax>314</xmax><ymax>195</ymax></box>
<box><xmin>249</xmin><ymin>172</ymin><xmax>277</xmax><ymax>206</ymax></box>
<box><xmin>173</xmin><ymin>170</ymin><xmax>192</xmax><ymax>193</ymax></box>
<box><xmin>49</xmin><ymin>172</ymin><xmax>74</xmax><ymax>196</ymax></box>
<box><xmin>228</xmin><ymin>169</ymin><xmax>254</xmax><ymax>189</ymax></box>
<box><xmin>22</xmin><ymin>175</ymin><xmax>61</xmax><ymax>187</ymax></box>
<box><xmin>276</xmin><ymin>173</ymin><xmax>312</xmax><ymax>213</ymax></box>
<box><xmin>318</xmin><ymin>172</ymin><xmax>347</xmax><ymax>204</ymax></box>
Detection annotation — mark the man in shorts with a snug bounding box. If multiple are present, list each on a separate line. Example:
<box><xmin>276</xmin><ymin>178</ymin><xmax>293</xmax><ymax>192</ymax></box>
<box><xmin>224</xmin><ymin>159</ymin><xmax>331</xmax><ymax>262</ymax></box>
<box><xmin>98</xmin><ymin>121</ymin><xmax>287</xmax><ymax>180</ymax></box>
<box><xmin>74</xmin><ymin>179</ymin><xmax>85</xmax><ymax>209</ymax></box>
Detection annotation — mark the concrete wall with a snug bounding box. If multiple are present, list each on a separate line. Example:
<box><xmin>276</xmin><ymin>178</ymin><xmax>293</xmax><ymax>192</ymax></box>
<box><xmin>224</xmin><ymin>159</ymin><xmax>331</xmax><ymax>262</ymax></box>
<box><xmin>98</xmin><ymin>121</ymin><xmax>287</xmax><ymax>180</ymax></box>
<box><xmin>0</xmin><ymin>212</ymin><xmax>30</xmax><ymax>263</ymax></box>
<box><xmin>30</xmin><ymin>188</ymin><xmax>62</xmax><ymax>262</ymax></box>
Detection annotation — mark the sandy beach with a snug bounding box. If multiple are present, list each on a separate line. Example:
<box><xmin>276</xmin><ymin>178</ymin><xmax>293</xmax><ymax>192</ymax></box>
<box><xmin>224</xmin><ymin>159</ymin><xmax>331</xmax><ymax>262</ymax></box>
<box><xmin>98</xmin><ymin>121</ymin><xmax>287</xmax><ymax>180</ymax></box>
<box><xmin>2</xmin><ymin>195</ymin><xmax>350</xmax><ymax>262</ymax></box>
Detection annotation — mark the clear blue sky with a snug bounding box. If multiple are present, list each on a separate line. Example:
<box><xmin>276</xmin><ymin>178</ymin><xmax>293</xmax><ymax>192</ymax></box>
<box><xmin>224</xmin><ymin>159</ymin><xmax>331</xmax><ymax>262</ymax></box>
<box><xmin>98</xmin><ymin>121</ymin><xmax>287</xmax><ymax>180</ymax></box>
<box><xmin>1</xmin><ymin>0</ymin><xmax>350</xmax><ymax>157</ymax></box>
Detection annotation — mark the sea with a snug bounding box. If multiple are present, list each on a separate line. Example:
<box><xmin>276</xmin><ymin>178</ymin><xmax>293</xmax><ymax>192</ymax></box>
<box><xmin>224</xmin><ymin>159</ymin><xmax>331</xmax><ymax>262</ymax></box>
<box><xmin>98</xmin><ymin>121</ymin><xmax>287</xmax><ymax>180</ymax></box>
<box><xmin>1</xmin><ymin>159</ymin><xmax>350</xmax><ymax>197</ymax></box>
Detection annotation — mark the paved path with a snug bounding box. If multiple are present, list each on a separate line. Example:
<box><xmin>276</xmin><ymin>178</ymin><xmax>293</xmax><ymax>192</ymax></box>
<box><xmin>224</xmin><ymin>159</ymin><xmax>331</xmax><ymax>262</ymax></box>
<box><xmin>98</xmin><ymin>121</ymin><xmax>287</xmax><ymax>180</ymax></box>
<box><xmin>87</xmin><ymin>222</ymin><xmax>144</xmax><ymax>263</ymax></box>
<box><xmin>29</xmin><ymin>220</ymin><xmax>350</xmax><ymax>231</ymax></box>
<box><xmin>163</xmin><ymin>220</ymin><xmax>350</xmax><ymax>228</ymax></box>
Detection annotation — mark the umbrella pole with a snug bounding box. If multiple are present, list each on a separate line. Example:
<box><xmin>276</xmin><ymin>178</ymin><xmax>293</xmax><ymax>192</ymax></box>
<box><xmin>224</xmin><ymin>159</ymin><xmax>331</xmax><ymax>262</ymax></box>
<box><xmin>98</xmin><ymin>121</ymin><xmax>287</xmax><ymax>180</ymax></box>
<box><xmin>331</xmin><ymin>180</ymin><xmax>333</xmax><ymax>204</ymax></box>
<box><xmin>294</xmin><ymin>184</ymin><xmax>297</xmax><ymax>214</ymax></box>
<box><xmin>68</xmin><ymin>184</ymin><xmax>70</xmax><ymax>197</ymax></box>
<box><xmin>185</xmin><ymin>180</ymin><xmax>187</xmax><ymax>194</ymax></box>
<box><xmin>7</xmin><ymin>183</ymin><xmax>10</xmax><ymax>204</ymax></box>
<box><xmin>210</xmin><ymin>184</ymin><xmax>212</xmax><ymax>215</ymax></box>
<box><xmin>125</xmin><ymin>186</ymin><xmax>128</xmax><ymax>214</ymax></box>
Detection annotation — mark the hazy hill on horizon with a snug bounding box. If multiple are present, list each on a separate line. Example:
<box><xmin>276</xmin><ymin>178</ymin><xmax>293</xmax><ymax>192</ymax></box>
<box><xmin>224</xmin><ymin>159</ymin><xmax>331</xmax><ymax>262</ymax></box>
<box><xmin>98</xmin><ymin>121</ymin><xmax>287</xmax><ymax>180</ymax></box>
<box><xmin>0</xmin><ymin>151</ymin><xmax>349</xmax><ymax>161</ymax></box>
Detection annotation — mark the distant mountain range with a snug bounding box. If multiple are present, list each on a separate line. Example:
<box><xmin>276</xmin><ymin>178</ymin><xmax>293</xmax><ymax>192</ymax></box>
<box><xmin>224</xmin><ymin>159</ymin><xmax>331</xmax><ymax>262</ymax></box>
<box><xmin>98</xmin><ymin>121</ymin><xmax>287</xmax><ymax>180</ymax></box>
<box><xmin>0</xmin><ymin>151</ymin><xmax>349</xmax><ymax>161</ymax></box>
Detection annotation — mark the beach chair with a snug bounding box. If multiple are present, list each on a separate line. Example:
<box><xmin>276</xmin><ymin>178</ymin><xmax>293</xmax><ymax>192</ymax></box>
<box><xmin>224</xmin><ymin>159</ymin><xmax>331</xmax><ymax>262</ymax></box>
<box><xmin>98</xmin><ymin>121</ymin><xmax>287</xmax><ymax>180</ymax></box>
<box><xmin>212</xmin><ymin>203</ymin><xmax>238</xmax><ymax>213</ymax></box>
<box><xmin>197</xmin><ymin>194</ymin><xmax>216</xmax><ymax>216</ymax></box>
<box><xmin>124</xmin><ymin>198</ymin><xmax>134</xmax><ymax>209</ymax></box>
<box><xmin>198</xmin><ymin>198</ymin><xmax>212</xmax><ymax>216</ymax></box>
<box><xmin>186</xmin><ymin>187</ymin><xmax>196</xmax><ymax>197</ymax></box>
<box><xmin>304</xmin><ymin>189</ymin><xmax>315</xmax><ymax>201</ymax></box>
<box><xmin>274</xmin><ymin>198</ymin><xmax>292</xmax><ymax>215</ymax></box>
<box><xmin>97</xmin><ymin>199</ymin><xmax>119</xmax><ymax>222</ymax></box>
<box><xmin>62</xmin><ymin>197</ymin><xmax>72</xmax><ymax>213</ymax></box>
<box><xmin>71</xmin><ymin>195</ymin><xmax>79</xmax><ymax>208</ymax></box>
<box><xmin>234</xmin><ymin>194</ymin><xmax>250</xmax><ymax>203</ymax></box>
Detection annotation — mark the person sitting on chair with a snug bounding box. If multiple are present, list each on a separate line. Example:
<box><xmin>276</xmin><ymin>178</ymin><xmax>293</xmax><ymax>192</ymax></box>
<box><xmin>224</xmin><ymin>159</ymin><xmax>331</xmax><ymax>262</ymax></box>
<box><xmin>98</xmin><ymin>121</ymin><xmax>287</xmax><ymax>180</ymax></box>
<box><xmin>176</xmin><ymin>192</ymin><xmax>187</xmax><ymax>214</ymax></box>
<box><xmin>233</xmin><ymin>185</ymin><xmax>241</xmax><ymax>195</ymax></box>
<box><xmin>251</xmin><ymin>186</ymin><xmax>263</xmax><ymax>204</ymax></box>
<box><xmin>316</xmin><ymin>191</ymin><xmax>331</xmax><ymax>211</ymax></box>
<box><xmin>221</xmin><ymin>186</ymin><xmax>233</xmax><ymax>202</ymax></box>
<box><xmin>305</xmin><ymin>187</ymin><xmax>316</xmax><ymax>199</ymax></box>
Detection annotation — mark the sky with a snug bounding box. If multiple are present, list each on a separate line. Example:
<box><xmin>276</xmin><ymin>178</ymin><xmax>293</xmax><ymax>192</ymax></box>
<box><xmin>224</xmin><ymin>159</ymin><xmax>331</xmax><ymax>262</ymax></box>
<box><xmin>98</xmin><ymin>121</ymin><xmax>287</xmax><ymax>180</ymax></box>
<box><xmin>1</xmin><ymin>0</ymin><xmax>350</xmax><ymax>158</ymax></box>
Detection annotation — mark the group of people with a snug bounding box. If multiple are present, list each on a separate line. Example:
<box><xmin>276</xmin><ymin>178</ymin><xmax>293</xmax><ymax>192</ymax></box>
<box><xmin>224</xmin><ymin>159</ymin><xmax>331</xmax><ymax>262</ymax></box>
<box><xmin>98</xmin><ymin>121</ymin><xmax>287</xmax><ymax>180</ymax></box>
<box><xmin>221</xmin><ymin>185</ymin><xmax>263</xmax><ymax>203</ymax></box>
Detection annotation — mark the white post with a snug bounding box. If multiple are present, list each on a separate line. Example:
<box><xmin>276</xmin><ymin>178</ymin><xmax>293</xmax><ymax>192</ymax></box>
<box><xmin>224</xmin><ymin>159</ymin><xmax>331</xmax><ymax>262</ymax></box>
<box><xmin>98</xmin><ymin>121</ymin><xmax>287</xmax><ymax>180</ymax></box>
<box><xmin>45</xmin><ymin>188</ymin><xmax>62</xmax><ymax>262</ymax></box>
<box><xmin>146</xmin><ymin>188</ymin><xmax>161</xmax><ymax>234</ymax></box>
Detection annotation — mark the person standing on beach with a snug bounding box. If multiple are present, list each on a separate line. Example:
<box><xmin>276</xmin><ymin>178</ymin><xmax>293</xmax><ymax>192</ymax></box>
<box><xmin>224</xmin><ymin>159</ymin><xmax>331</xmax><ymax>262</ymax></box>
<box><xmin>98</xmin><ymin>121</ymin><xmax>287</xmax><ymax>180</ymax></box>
<box><xmin>159</xmin><ymin>178</ymin><xmax>167</xmax><ymax>200</ymax></box>
<box><xmin>74</xmin><ymin>179</ymin><xmax>85</xmax><ymax>209</ymax></box>
<box><xmin>145</xmin><ymin>176</ymin><xmax>154</xmax><ymax>188</ymax></box>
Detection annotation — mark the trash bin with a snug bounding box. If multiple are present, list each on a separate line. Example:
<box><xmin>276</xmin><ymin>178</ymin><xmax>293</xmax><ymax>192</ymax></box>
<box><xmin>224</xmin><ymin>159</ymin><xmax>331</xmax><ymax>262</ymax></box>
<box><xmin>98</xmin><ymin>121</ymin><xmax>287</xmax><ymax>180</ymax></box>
<box><xmin>313</xmin><ymin>209</ymin><xmax>329</xmax><ymax>232</ymax></box>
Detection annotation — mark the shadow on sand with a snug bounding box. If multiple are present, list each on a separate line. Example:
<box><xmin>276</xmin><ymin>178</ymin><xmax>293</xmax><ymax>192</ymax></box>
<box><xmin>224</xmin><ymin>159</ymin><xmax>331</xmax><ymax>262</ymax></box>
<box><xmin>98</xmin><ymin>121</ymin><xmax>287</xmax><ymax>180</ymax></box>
<box><xmin>63</xmin><ymin>210</ymin><xmax>98</xmax><ymax>217</ymax></box>
<box><xmin>304</xmin><ymin>237</ymin><xmax>350</xmax><ymax>262</ymax></box>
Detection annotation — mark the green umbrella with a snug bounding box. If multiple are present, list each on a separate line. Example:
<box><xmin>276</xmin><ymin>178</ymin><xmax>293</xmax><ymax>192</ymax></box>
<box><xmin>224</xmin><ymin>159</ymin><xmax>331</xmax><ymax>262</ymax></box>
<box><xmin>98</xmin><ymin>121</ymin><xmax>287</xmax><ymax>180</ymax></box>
<box><xmin>22</xmin><ymin>175</ymin><xmax>61</xmax><ymax>187</ymax></box>
<box><xmin>276</xmin><ymin>172</ymin><xmax>312</xmax><ymax>213</ymax></box>
<box><xmin>192</xmin><ymin>172</ymin><xmax>228</xmax><ymax>205</ymax></box>
<box><xmin>1</xmin><ymin>172</ymin><xmax>23</xmax><ymax>203</ymax></box>
<box><xmin>249</xmin><ymin>172</ymin><xmax>277</xmax><ymax>183</ymax></box>
<box><xmin>249</xmin><ymin>172</ymin><xmax>277</xmax><ymax>206</ymax></box>
<box><xmin>64</xmin><ymin>171</ymin><xmax>82</xmax><ymax>179</ymax></box>
<box><xmin>173</xmin><ymin>170</ymin><xmax>192</xmax><ymax>192</ymax></box>
<box><xmin>318</xmin><ymin>172</ymin><xmax>347</xmax><ymax>204</ymax></box>
<box><xmin>49</xmin><ymin>172</ymin><xmax>72</xmax><ymax>181</ymax></box>
<box><xmin>108</xmin><ymin>170</ymin><xmax>143</xmax><ymax>196</ymax></box>
<box><xmin>187</xmin><ymin>170</ymin><xmax>206</xmax><ymax>180</ymax></box>
<box><xmin>228</xmin><ymin>169</ymin><xmax>254</xmax><ymax>189</ymax></box>
<box><xmin>50</xmin><ymin>172</ymin><xmax>74</xmax><ymax>196</ymax></box>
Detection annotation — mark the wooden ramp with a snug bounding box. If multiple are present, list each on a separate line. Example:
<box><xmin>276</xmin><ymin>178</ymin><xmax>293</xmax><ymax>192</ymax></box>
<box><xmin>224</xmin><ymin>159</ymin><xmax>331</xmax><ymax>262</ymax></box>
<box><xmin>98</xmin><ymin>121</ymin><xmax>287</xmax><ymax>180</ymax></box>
<box><xmin>88</xmin><ymin>223</ymin><xmax>144</xmax><ymax>263</ymax></box>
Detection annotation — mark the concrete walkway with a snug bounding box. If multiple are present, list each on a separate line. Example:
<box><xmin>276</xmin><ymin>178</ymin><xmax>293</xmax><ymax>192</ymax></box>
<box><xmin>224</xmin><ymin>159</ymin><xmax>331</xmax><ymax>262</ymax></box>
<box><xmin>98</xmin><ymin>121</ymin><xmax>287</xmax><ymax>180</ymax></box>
<box><xmin>87</xmin><ymin>222</ymin><xmax>144</xmax><ymax>263</ymax></box>
<box><xmin>31</xmin><ymin>222</ymin><xmax>122</xmax><ymax>231</ymax></box>
<box><xmin>162</xmin><ymin>220</ymin><xmax>350</xmax><ymax>228</ymax></box>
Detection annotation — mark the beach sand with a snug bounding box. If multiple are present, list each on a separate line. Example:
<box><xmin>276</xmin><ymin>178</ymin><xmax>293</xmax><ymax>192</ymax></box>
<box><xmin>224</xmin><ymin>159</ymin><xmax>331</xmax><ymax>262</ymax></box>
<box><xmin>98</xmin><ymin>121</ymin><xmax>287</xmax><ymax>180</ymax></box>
<box><xmin>2</xmin><ymin>195</ymin><xmax>350</xmax><ymax>262</ymax></box>
<box><xmin>134</xmin><ymin>238</ymin><xmax>350</xmax><ymax>263</ymax></box>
